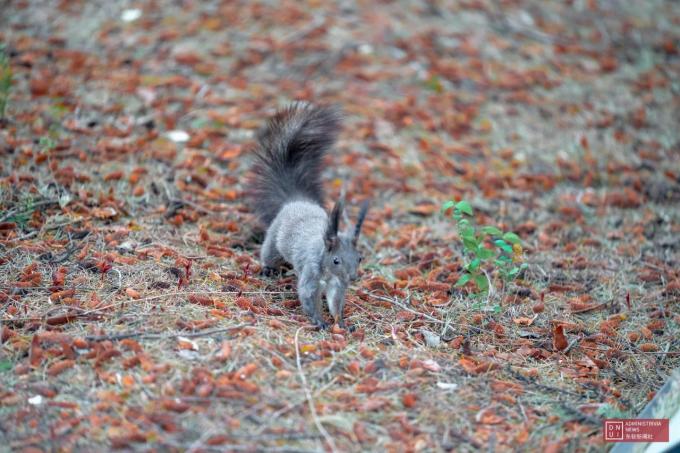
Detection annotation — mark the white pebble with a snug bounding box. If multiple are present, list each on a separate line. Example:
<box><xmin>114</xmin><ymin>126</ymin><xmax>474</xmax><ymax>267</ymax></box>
<box><xmin>121</xmin><ymin>9</ymin><xmax>142</xmax><ymax>22</ymax></box>
<box><xmin>167</xmin><ymin>130</ymin><xmax>190</xmax><ymax>143</ymax></box>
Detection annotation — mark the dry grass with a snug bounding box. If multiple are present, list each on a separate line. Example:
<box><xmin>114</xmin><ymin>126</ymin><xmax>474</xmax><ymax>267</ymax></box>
<box><xmin>2</xmin><ymin>0</ymin><xmax>680</xmax><ymax>451</ymax></box>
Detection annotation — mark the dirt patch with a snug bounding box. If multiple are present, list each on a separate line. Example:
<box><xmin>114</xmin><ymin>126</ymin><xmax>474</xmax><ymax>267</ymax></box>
<box><xmin>1</xmin><ymin>0</ymin><xmax>679</xmax><ymax>451</ymax></box>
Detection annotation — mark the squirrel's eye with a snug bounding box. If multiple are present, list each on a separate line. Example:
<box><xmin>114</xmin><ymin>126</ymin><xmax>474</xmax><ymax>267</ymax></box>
<box><xmin>333</xmin><ymin>257</ymin><xmax>340</xmax><ymax>265</ymax></box>
<box><xmin>358</xmin><ymin>256</ymin><xmax>363</xmax><ymax>262</ymax></box>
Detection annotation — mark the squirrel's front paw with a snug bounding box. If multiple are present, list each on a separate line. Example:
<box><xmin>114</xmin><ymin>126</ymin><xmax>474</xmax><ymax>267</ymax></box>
<box><xmin>313</xmin><ymin>318</ymin><xmax>329</xmax><ymax>330</ymax></box>
<box><xmin>335</xmin><ymin>321</ymin><xmax>355</xmax><ymax>333</ymax></box>
<box><xmin>261</xmin><ymin>266</ymin><xmax>279</xmax><ymax>277</ymax></box>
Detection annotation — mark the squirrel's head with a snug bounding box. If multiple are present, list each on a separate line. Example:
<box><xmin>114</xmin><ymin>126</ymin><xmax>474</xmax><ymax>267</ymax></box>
<box><xmin>323</xmin><ymin>200</ymin><xmax>369</xmax><ymax>283</ymax></box>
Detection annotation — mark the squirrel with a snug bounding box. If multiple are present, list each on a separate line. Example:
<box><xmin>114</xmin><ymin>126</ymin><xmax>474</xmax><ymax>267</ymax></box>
<box><xmin>247</xmin><ymin>102</ymin><xmax>368</xmax><ymax>330</ymax></box>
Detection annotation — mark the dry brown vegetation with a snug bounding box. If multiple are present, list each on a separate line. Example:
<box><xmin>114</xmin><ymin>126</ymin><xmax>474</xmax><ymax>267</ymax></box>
<box><xmin>1</xmin><ymin>0</ymin><xmax>679</xmax><ymax>451</ymax></box>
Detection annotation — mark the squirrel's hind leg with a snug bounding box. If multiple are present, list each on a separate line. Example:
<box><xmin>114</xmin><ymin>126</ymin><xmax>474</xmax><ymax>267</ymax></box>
<box><xmin>260</xmin><ymin>230</ymin><xmax>285</xmax><ymax>276</ymax></box>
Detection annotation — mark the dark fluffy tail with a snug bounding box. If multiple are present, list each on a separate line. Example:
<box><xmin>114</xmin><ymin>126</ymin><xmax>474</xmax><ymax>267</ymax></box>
<box><xmin>248</xmin><ymin>102</ymin><xmax>341</xmax><ymax>226</ymax></box>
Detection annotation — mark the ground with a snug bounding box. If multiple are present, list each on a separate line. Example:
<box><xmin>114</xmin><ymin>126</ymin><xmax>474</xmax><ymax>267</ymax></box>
<box><xmin>1</xmin><ymin>0</ymin><xmax>679</xmax><ymax>451</ymax></box>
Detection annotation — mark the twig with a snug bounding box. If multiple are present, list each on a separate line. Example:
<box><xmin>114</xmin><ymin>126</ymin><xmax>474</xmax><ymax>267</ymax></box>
<box><xmin>369</xmin><ymin>293</ymin><xmax>445</xmax><ymax>324</ymax></box>
<box><xmin>571</xmin><ymin>302</ymin><xmax>607</xmax><ymax>314</ymax></box>
<box><xmin>368</xmin><ymin>292</ymin><xmax>485</xmax><ymax>333</ymax></box>
<box><xmin>14</xmin><ymin>218</ymin><xmax>85</xmax><ymax>241</ymax></box>
<box><xmin>448</xmin><ymin>428</ymin><xmax>483</xmax><ymax>449</ymax></box>
<box><xmin>506</xmin><ymin>366</ymin><xmax>585</xmax><ymax>399</ymax></box>
<box><xmin>294</xmin><ymin>326</ymin><xmax>338</xmax><ymax>453</ymax></box>
<box><xmin>482</xmin><ymin>269</ymin><xmax>494</xmax><ymax>304</ymax></box>
<box><xmin>83</xmin><ymin>290</ymin><xmax>297</xmax><ymax>315</ymax></box>
<box><xmin>0</xmin><ymin>199</ymin><xmax>60</xmax><ymax>223</ymax></box>
<box><xmin>279</xmin><ymin>14</ymin><xmax>327</xmax><ymax>45</ymax></box>
<box><xmin>517</xmin><ymin>397</ymin><xmax>529</xmax><ymax>423</ymax></box>
<box><xmin>251</xmin><ymin>378</ymin><xmax>340</xmax><ymax>436</ymax></box>
<box><xmin>659</xmin><ymin>342</ymin><xmax>671</xmax><ymax>366</ymax></box>
<box><xmin>85</xmin><ymin>324</ymin><xmax>251</xmax><ymax>342</ymax></box>
<box><xmin>579</xmin><ymin>345</ymin><xmax>679</xmax><ymax>356</ymax></box>
<box><xmin>563</xmin><ymin>337</ymin><xmax>580</xmax><ymax>354</ymax></box>
<box><xmin>109</xmin><ymin>268</ymin><xmax>122</xmax><ymax>289</ymax></box>
<box><xmin>490</xmin><ymin>14</ymin><xmax>557</xmax><ymax>45</ymax></box>
<box><xmin>164</xmin><ymin>438</ymin><xmax>319</xmax><ymax>453</ymax></box>
<box><xmin>168</xmin><ymin>197</ymin><xmax>217</xmax><ymax>215</ymax></box>
<box><xmin>2</xmin><ymin>308</ymin><xmax>102</xmax><ymax>327</ymax></box>
<box><xmin>558</xmin><ymin>402</ymin><xmax>603</xmax><ymax>426</ymax></box>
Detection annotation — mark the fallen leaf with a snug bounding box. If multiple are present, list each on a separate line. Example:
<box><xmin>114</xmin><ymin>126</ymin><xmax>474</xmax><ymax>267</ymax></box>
<box><xmin>421</xmin><ymin>359</ymin><xmax>442</xmax><ymax>372</ymax></box>
<box><xmin>177</xmin><ymin>337</ymin><xmax>198</xmax><ymax>351</ymax></box>
<box><xmin>347</xmin><ymin>361</ymin><xmax>361</xmax><ymax>376</ymax></box>
<box><xmin>476</xmin><ymin>407</ymin><xmax>503</xmax><ymax>424</ymax></box>
<box><xmin>92</xmin><ymin>207</ymin><xmax>118</xmax><ymax>219</ymax></box>
<box><xmin>513</xmin><ymin>316</ymin><xmax>536</xmax><ymax>326</ymax></box>
<box><xmin>402</xmin><ymin>393</ymin><xmax>417</xmax><ymax>408</ymax></box>
<box><xmin>125</xmin><ymin>288</ymin><xmax>141</xmax><ymax>299</ymax></box>
<box><xmin>553</xmin><ymin>324</ymin><xmax>568</xmax><ymax>351</ymax></box>
<box><xmin>47</xmin><ymin>359</ymin><xmax>75</xmax><ymax>376</ymax></box>
<box><xmin>639</xmin><ymin>343</ymin><xmax>659</xmax><ymax>352</ymax></box>
<box><xmin>215</xmin><ymin>342</ymin><xmax>232</xmax><ymax>362</ymax></box>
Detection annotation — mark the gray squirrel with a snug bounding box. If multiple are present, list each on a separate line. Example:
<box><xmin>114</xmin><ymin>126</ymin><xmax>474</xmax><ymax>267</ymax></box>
<box><xmin>248</xmin><ymin>102</ymin><xmax>368</xmax><ymax>330</ymax></box>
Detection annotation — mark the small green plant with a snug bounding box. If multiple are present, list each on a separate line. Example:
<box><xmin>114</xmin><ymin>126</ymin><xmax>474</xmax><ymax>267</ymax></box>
<box><xmin>0</xmin><ymin>44</ymin><xmax>12</xmax><ymax>119</ymax></box>
<box><xmin>0</xmin><ymin>359</ymin><xmax>12</xmax><ymax>373</ymax></box>
<box><xmin>442</xmin><ymin>200</ymin><xmax>527</xmax><ymax>299</ymax></box>
<box><xmin>596</xmin><ymin>403</ymin><xmax>629</xmax><ymax>419</ymax></box>
<box><xmin>2</xmin><ymin>196</ymin><xmax>36</xmax><ymax>229</ymax></box>
<box><xmin>39</xmin><ymin>135</ymin><xmax>57</xmax><ymax>151</ymax></box>
<box><xmin>424</xmin><ymin>74</ymin><xmax>443</xmax><ymax>93</ymax></box>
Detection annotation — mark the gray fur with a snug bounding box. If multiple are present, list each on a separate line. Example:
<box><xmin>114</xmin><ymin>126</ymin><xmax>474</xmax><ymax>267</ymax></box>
<box><xmin>249</xmin><ymin>104</ymin><xmax>368</xmax><ymax>329</ymax></box>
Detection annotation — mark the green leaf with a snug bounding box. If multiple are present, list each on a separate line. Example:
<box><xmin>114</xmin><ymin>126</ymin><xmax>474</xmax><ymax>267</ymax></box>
<box><xmin>462</xmin><ymin>237</ymin><xmax>478</xmax><ymax>251</ymax></box>
<box><xmin>507</xmin><ymin>267</ymin><xmax>520</xmax><ymax>278</ymax></box>
<box><xmin>474</xmin><ymin>274</ymin><xmax>489</xmax><ymax>291</ymax></box>
<box><xmin>468</xmin><ymin>258</ymin><xmax>481</xmax><ymax>272</ymax></box>
<box><xmin>502</xmin><ymin>232</ymin><xmax>521</xmax><ymax>245</ymax></box>
<box><xmin>454</xmin><ymin>273</ymin><xmax>471</xmax><ymax>287</ymax></box>
<box><xmin>424</xmin><ymin>74</ymin><xmax>443</xmax><ymax>93</ymax></box>
<box><xmin>441</xmin><ymin>200</ymin><xmax>455</xmax><ymax>214</ymax></box>
<box><xmin>455</xmin><ymin>200</ymin><xmax>473</xmax><ymax>216</ymax></box>
<box><xmin>492</xmin><ymin>304</ymin><xmax>502</xmax><ymax>314</ymax></box>
<box><xmin>494</xmin><ymin>239</ymin><xmax>513</xmax><ymax>253</ymax></box>
<box><xmin>0</xmin><ymin>359</ymin><xmax>12</xmax><ymax>373</ymax></box>
<box><xmin>481</xmin><ymin>226</ymin><xmax>502</xmax><ymax>236</ymax></box>
<box><xmin>477</xmin><ymin>247</ymin><xmax>495</xmax><ymax>260</ymax></box>
<box><xmin>461</xmin><ymin>226</ymin><xmax>476</xmax><ymax>240</ymax></box>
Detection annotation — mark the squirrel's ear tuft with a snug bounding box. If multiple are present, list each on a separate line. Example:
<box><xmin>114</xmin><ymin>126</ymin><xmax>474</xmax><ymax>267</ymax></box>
<box><xmin>352</xmin><ymin>200</ymin><xmax>368</xmax><ymax>247</ymax></box>
<box><xmin>325</xmin><ymin>200</ymin><xmax>343</xmax><ymax>251</ymax></box>
<box><xmin>352</xmin><ymin>201</ymin><xmax>369</xmax><ymax>246</ymax></box>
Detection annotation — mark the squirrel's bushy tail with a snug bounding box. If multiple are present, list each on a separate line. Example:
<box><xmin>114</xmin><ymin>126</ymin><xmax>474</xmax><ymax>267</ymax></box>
<box><xmin>248</xmin><ymin>102</ymin><xmax>341</xmax><ymax>226</ymax></box>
